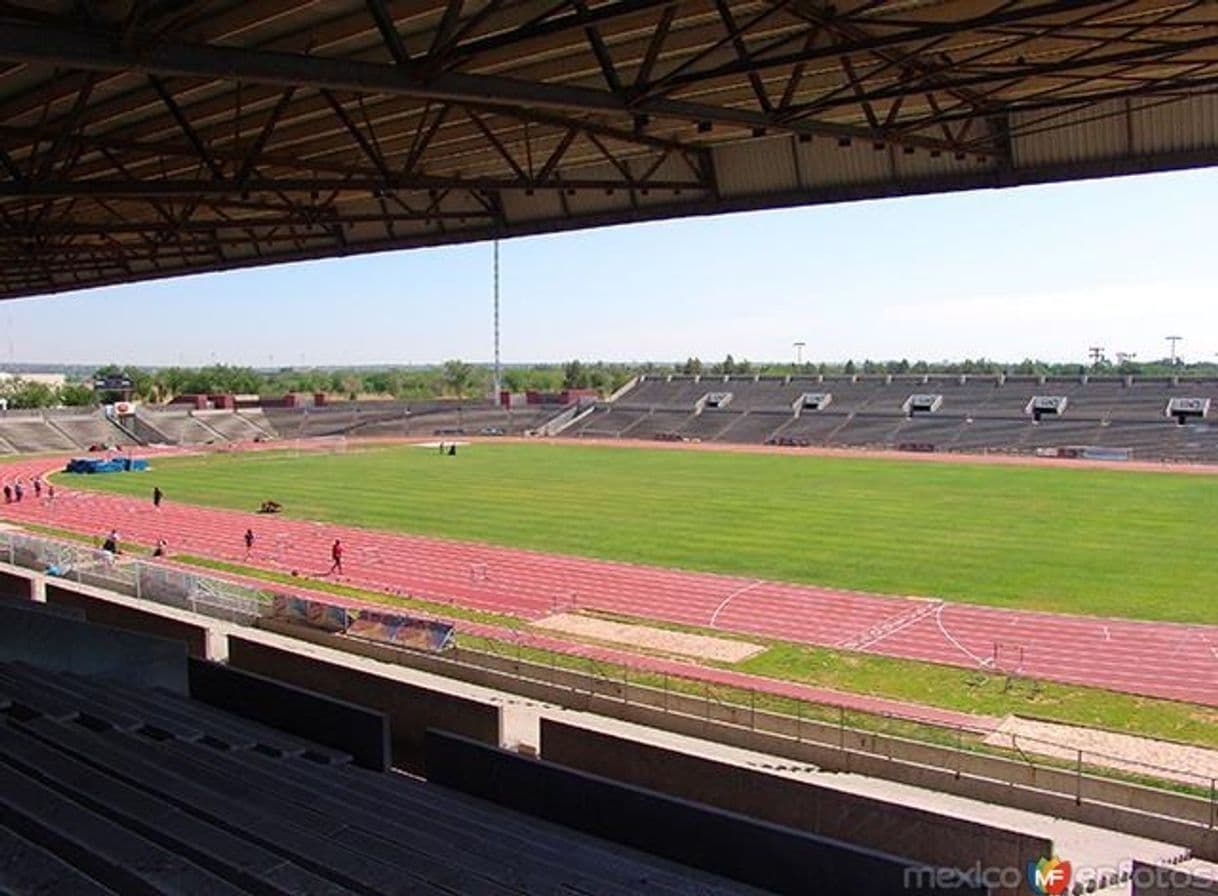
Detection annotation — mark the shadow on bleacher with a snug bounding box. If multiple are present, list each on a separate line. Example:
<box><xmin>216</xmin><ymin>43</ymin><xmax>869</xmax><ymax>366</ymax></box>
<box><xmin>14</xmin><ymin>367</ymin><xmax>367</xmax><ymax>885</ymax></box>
<box><xmin>0</xmin><ymin>590</ymin><xmax>983</xmax><ymax>896</ymax></box>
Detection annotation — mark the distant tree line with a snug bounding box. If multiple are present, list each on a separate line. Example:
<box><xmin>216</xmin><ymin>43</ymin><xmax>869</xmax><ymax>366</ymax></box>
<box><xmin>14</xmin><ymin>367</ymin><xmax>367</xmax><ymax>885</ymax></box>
<box><xmin>0</xmin><ymin>377</ymin><xmax>93</xmax><ymax>410</ymax></box>
<box><xmin>4</xmin><ymin>353</ymin><xmax>1214</xmax><ymax>411</ymax></box>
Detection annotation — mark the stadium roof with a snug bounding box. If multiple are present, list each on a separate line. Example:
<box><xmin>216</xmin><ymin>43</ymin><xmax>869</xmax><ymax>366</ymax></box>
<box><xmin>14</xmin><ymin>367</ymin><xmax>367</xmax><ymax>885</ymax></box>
<box><xmin>2</xmin><ymin>0</ymin><xmax>1218</xmax><ymax>299</ymax></box>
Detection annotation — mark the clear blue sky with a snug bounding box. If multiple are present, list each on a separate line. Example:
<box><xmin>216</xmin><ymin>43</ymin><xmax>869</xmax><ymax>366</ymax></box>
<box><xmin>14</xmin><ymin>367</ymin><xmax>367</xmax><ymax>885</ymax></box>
<box><xmin>5</xmin><ymin>167</ymin><xmax>1217</xmax><ymax>368</ymax></box>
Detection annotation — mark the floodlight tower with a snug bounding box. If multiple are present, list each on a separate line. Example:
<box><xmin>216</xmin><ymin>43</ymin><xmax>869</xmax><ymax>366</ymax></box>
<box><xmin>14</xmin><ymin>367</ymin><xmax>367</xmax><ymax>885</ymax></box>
<box><xmin>1166</xmin><ymin>335</ymin><xmax>1183</xmax><ymax>366</ymax></box>
<box><xmin>793</xmin><ymin>341</ymin><xmax>806</xmax><ymax>367</ymax></box>
<box><xmin>1088</xmin><ymin>346</ymin><xmax>1105</xmax><ymax>366</ymax></box>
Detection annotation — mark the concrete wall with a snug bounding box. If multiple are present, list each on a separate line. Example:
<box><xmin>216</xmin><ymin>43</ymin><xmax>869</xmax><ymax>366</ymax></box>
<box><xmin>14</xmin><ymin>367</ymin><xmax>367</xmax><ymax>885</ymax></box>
<box><xmin>46</xmin><ymin>583</ymin><xmax>209</xmax><ymax>658</ymax></box>
<box><xmin>226</xmin><ymin>636</ymin><xmax>499</xmax><ymax>774</ymax></box>
<box><xmin>188</xmin><ymin>658</ymin><xmax>391</xmax><ymax>771</ymax></box>
<box><xmin>0</xmin><ymin>603</ymin><xmax>187</xmax><ymax>693</ymax></box>
<box><xmin>0</xmin><ymin>568</ymin><xmax>34</xmax><ymax>600</ymax></box>
<box><xmin>0</xmin><ymin>593</ymin><xmax>82</xmax><ymax>621</ymax></box>
<box><xmin>259</xmin><ymin>618</ymin><xmax>1218</xmax><ymax>859</ymax></box>
<box><xmin>541</xmin><ymin>719</ymin><xmax>1049</xmax><ymax>896</ymax></box>
<box><xmin>1132</xmin><ymin>861</ymin><xmax>1218</xmax><ymax>894</ymax></box>
<box><xmin>425</xmin><ymin>730</ymin><xmax>985</xmax><ymax>896</ymax></box>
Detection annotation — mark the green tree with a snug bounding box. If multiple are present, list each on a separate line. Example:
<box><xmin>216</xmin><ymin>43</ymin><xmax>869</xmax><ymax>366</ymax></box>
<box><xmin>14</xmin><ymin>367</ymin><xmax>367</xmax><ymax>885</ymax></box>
<box><xmin>562</xmin><ymin>359</ymin><xmax>587</xmax><ymax>389</ymax></box>
<box><xmin>442</xmin><ymin>359</ymin><xmax>479</xmax><ymax>398</ymax></box>
<box><xmin>58</xmin><ymin>383</ymin><xmax>95</xmax><ymax>407</ymax></box>
<box><xmin>2</xmin><ymin>378</ymin><xmax>56</xmax><ymax>409</ymax></box>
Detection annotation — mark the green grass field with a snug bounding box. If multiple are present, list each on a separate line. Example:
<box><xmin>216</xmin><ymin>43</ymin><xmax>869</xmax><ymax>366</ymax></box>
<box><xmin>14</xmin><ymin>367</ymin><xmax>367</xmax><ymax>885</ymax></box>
<box><xmin>60</xmin><ymin>442</ymin><xmax>1218</xmax><ymax>623</ymax></box>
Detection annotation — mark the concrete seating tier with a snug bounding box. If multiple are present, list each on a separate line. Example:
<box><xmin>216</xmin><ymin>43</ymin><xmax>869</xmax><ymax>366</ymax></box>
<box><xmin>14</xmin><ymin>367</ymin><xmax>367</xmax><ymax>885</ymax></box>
<box><xmin>892</xmin><ymin>416</ymin><xmax>971</xmax><ymax>447</ymax></box>
<box><xmin>595</xmin><ymin>376</ymin><xmax>1218</xmax><ymax>461</ymax></box>
<box><xmin>624</xmin><ymin>377</ymin><xmax>712</xmax><ymax>409</ymax></box>
<box><xmin>135</xmin><ymin>412</ymin><xmax>222</xmax><ymax>445</ymax></box>
<box><xmin>50</xmin><ymin>415</ymin><xmax>139</xmax><ymax>449</ymax></box>
<box><xmin>568</xmin><ymin>407</ymin><xmax>648</xmax><ymax>437</ymax></box>
<box><xmin>628</xmin><ymin>412</ymin><xmax>698</xmax><ymax>438</ymax></box>
<box><xmin>826</xmin><ymin>414</ymin><xmax>906</xmax><ymax>446</ymax></box>
<box><xmin>1172</xmin><ymin>424</ymin><xmax>1218</xmax><ymax>462</ymax></box>
<box><xmin>0</xmin><ymin>659</ymin><xmax>760</xmax><ymax>896</ymax></box>
<box><xmin>1091</xmin><ymin>422</ymin><xmax>1186</xmax><ymax>457</ymax></box>
<box><xmin>193</xmin><ymin>412</ymin><xmax>267</xmax><ymax>442</ymax></box>
<box><xmin>725</xmin><ymin>411</ymin><xmax>792</xmax><ymax>442</ymax></box>
<box><xmin>236</xmin><ymin>408</ymin><xmax>277</xmax><ymax>437</ymax></box>
<box><xmin>679</xmin><ymin>411</ymin><xmax>744</xmax><ymax>439</ymax></box>
<box><xmin>0</xmin><ymin>419</ymin><xmax>78</xmax><ymax>452</ymax></box>
<box><xmin>949</xmin><ymin>418</ymin><xmax>1030</xmax><ymax>452</ymax></box>
<box><xmin>1023</xmin><ymin>420</ymin><xmax>1104</xmax><ymax>450</ymax></box>
<box><xmin>768</xmin><ymin>413</ymin><xmax>849</xmax><ymax>442</ymax></box>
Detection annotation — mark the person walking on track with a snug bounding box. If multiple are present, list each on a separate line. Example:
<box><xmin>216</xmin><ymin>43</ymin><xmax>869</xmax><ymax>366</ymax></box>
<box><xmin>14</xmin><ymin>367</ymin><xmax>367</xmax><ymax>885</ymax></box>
<box><xmin>329</xmin><ymin>539</ymin><xmax>344</xmax><ymax>576</ymax></box>
<box><xmin>244</xmin><ymin>528</ymin><xmax>255</xmax><ymax>559</ymax></box>
<box><xmin>153</xmin><ymin>486</ymin><xmax>163</xmax><ymax>509</ymax></box>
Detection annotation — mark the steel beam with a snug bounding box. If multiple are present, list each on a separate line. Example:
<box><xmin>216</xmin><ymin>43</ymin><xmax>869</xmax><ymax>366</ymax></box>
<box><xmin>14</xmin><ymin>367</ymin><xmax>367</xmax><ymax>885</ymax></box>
<box><xmin>0</xmin><ymin>174</ymin><xmax>704</xmax><ymax>197</ymax></box>
<box><xmin>0</xmin><ymin>21</ymin><xmax>958</xmax><ymax>149</ymax></box>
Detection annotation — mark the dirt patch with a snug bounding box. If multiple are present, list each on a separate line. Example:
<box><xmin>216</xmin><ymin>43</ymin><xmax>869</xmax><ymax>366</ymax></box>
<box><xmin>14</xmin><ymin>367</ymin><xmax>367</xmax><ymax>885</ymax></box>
<box><xmin>984</xmin><ymin>716</ymin><xmax>1218</xmax><ymax>787</ymax></box>
<box><xmin>535</xmin><ymin>613</ymin><xmax>764</xmax><ymax>663</ymax></box>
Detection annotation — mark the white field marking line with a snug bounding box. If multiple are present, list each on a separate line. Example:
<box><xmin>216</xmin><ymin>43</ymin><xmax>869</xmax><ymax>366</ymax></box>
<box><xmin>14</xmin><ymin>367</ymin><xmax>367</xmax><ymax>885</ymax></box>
<box><xmin>709</xmin><ymin>579</ymin><xmax>765</xmax><ymax>628</ymax></box>
<box><xmin>845</xmin><ymin>599</ymin><xmax>944</xmax><ymax>652</ymax></box>
<box><xmin>934</xmin><ymin>603</ymin><xmax>994</xmax><ymax>669</ymax></box>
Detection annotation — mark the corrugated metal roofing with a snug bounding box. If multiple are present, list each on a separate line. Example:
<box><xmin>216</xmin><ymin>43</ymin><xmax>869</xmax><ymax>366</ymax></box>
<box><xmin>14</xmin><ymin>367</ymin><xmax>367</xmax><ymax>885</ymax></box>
<box><xmin>1</xmin><ymin>0</ymin><xmax>1218</xmax><ymax>297</ymax></box>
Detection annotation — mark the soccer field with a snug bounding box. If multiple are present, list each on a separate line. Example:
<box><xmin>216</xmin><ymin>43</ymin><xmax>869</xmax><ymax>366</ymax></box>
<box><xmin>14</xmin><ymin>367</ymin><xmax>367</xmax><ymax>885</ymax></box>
<box><xmin>63</xmin><ymin>442</ymin><xmax>1218</xmax><ymax>623</ymax></box>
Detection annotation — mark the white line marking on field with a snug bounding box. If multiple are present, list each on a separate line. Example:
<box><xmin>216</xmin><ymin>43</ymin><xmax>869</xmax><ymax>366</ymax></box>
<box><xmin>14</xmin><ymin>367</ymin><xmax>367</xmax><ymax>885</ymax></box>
<box><xmin>709</xmin><ymin>579</ymin><xmax>764</xmax><ymax>627</ymax></box>
<box><xmin>935</xmin><ymin>604</ymin><xmax>993</xmax><ymax>669</ymax></box>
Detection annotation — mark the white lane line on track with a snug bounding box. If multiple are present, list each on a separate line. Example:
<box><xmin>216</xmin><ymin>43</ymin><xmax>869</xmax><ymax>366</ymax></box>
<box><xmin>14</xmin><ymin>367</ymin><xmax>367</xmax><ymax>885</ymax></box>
<box><xmin>709</xmin><ymin>579</ymin><xmax>765</xmax><ymax>628</ymax></box>
<box><xmin>934</xmin><ymin>604</ymin><xmax>994</xmax><ymax>669</ymax></box>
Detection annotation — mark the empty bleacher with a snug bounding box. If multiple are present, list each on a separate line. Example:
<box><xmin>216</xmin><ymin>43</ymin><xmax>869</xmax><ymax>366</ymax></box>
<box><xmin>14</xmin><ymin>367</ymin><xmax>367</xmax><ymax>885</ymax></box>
<box><xmin>726</xmin><ymin>411</ymin><xmax>790</xmax><ymax>443</ymax></box>
<box><xmin>0</xmin><ymin>655</ymin><xmax>772</xmax><ymax>896</ymax></box>
<box><xmin>236</xmin><ymin>408</ymin><xmax>277</xmax><ymax>437</ymax></box>
<box><xmin>679</xmin><ymin>410</ymin><xmax>742</xmax><ymax>440</ymax></box>
<box><xmin>1023</xmin><ymin>419</ymin><xmax>1104</xmax><ymax>450</ymax></box>
<box><xmin>49</xmin><ymin>414</ymin><xmax>139</xmax><ymax>449</ymax></box>
<box><xmin>767</xmin><ymin>413</ymin><xmax>848</xmax><ymax>443</ymax></box>
<box><xmin>0</xmin><ymin>417</ymin><xmax>78</xmax><ymax>452</ymax></box>
<box><xmin>577</xmin><ymin>374</ymin><xmax>1218</xmax><ymax>461</ymax></box>
<box><xmin>892</xmin><ymin>416</ymin><xmax>970</xmax><ymax>448</ymax></box>
<box><xmin>950</xmin><ymin>418</ymin><xmax>1029</xmax><ymax>452</ymax></box>
<box><xmin>134</xmin><ymin>411</ymin><xmax>222</xmax><ymax>445</ymax></box>
<box><xmin>627</xmin><ymin>411</ymin><xmax>697</xmax><ymax>439</ymax></box>
<box><xmin>568</xmin><ymin>406</ymin><xmax>649</xmax><ymax>437</ymax></box>
<box><xmin>193</xmin><ymin>412</ymin><xmax>268</xmax><ymax>442</ymax></box>
<box><xmin>826</xmin><ymin>414</ymin><xmax>906</xmax><ymax>447</ymax></box>
<box><xmin>623</xmin><ymin>376</ymin><xmax>711</xmax><ymax>409</ymax></box>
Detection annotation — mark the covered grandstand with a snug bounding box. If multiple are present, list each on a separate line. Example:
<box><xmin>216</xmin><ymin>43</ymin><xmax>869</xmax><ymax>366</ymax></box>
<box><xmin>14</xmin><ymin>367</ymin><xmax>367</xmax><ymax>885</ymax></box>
<box><xmin>4</xmin><ymin>2</ymin><xmax>1218</xmax><ymax>296</ymax></box>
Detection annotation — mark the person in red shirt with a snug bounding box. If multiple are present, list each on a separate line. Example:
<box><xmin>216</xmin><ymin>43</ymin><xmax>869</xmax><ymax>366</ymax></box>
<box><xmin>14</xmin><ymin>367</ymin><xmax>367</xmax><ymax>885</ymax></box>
<box><xmin>329</xmin><ymin>538</ymin><xmax>343</xmax><ymax>575</ymax></box>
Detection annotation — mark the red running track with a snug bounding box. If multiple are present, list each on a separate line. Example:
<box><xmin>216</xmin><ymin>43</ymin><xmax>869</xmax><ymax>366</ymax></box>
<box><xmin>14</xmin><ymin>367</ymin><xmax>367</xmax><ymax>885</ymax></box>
<box><xmin>2</xmin><ymin>454</ymin><xmax>1216</xmax><ymax>707</ymax></box>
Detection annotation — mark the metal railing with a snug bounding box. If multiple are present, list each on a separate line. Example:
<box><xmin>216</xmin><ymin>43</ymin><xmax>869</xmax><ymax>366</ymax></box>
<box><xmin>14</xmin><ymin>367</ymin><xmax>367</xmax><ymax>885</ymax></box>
<box><xmin>0</xmin><ymin>531</ymin><xmax>268</xmax><ymax>625</ymax></box>
<box><xmin>3</xmin><ymin>528</ymin><xmax>1215</xmax><ymax>825</ymax></box>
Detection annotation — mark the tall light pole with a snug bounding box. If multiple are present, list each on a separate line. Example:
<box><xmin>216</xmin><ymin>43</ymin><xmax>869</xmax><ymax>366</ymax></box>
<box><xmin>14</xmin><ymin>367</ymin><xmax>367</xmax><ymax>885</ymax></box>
<box><xmin>793</xmin><ymin>341</ymin><xmax>806</xmax><ymax>368</ymax></box>
<box><xmin>492</xmin><ymin>240</ymin><xmax>501</xmax><ymax>400</ymax></box>
<box><xmin>1166</xmin><ymin>335</ymin><xmax>1182</xmax><ymax>367</ymax></box>
<box><xmin>1088</xmin><ymin>346</ymin><xmax>1105</xmax><ymax>366</ymax></box>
